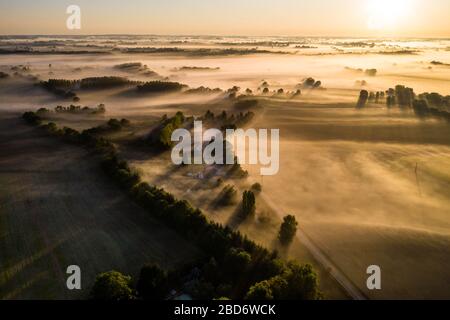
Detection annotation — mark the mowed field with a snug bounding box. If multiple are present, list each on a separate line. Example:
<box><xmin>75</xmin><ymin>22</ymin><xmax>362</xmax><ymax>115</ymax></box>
<box><xmin>0</xmin><ymin>112</ymin><xmax>201</xmax><ymax>299</ymax></box>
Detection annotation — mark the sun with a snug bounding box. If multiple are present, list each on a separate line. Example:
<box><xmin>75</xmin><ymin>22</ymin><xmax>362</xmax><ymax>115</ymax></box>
<box><xmin>366</xmin><ymin>0</ymin><xmax>414</xmax><ymax>31</ymax></box>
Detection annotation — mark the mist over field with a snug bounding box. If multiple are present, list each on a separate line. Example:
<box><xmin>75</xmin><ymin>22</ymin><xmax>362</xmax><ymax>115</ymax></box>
<box><xmin>1</xmin><ymin>35</ymin><xmax>450</xmax><ymax>300</ymax></box>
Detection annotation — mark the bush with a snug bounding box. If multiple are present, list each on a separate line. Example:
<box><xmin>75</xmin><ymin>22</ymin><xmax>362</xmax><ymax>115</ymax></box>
<box><xmin>90</xmin><ymin>271</ymin><xmax>134</xmax><ymax>300</ymax></box>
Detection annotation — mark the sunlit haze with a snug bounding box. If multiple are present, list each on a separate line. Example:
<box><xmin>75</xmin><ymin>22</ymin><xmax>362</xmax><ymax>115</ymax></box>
<box><xmin>0</xmin><ymin>0</ymin><xmax>449</xmax><ymax>37</ymax></box>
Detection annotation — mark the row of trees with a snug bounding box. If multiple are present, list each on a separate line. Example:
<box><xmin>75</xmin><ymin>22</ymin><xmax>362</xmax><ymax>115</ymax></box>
<box><xmin>356</xmin><ymin>85</ymin><xmax>450</xmax><ymax>122</ymax></box>
<box><xmin>40</xmin><ymin>79</ymin><xmax>78</xmax><ymax>100</ymax></box>
<box><xmin>22</xmin><ymin>111</ymin><xmax>318</xmax><ymax>300</ymax></box>
<box><xmin>80</xmin><ymin>76</ymin><xmax>134</xmax><ymax>89</ymax></box>
<box><xmin>91</xmin><ymin>212</ymin><xmax>300</xmax><ymax>301</ymax></box>
<box><xmin>386</xmin><ymin>85</ymin><xmax>415</xmax><ymax>108</ymax></box>
<box><xmin>185</xmin><ymin>86</ymin><xmax>223</xmax><ymax>94</ymax></box>
<box><xmin>22</xmin><ymin>112</ymin><xmax>120</xmax><ymax>154</ymax></box>
<box><xmin>136</xmin><ymin>81</ymin><xmax>187</xmax><ymax>94</ymax></box>
<box><xmin>37</xmin><ymin>103</ymin><xmax>106</xmax><ymax>115</ymax></box>
<box><xmin>301</xmin><ymin>77</ymin><xmax>322</xmax><ymax>89</ymax></box>
<box><xmin>99</xmin><ymin>152</ymin><xmax>316</xmax><ymax>299</ymax></box>
<box><xmin>40</xmin><ymin>77</ymin><xmax>141</xmax><ymax>101</ymax></box>
<box><xmin>413</xmin><ymin>99</ymin><xmax>450</xmax><ymax>121</ymax></box>
<box><xmin>148</xmin><ymin>111</ymin><xmax>186</xmax><ymax>148</ymax></box>
<box><xmin>356</xmin><ymin>90</ymin><xmax>386</xmax><ymax>108</ymax></box>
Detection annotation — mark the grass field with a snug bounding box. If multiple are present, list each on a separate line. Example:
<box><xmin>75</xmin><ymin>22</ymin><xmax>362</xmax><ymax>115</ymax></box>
<box><xmin>0</xmin><ymin>112</ymin><xmax>201</xmax><ymax>299</ymax></box>
<box><xmin>120</xmin><ymin>96</ymin><xmax>450</xmax><ymax>299</ymax></box>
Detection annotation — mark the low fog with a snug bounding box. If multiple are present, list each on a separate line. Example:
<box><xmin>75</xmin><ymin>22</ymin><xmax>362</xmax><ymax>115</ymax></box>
<box><xmin>1</xmin><ymin>36</ymin><xmax>450</xmax><ymax>299</ymax></box>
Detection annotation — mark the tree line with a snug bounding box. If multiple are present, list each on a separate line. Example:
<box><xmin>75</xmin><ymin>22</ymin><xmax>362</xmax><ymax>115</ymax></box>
<box><xmin>356</xmin><ymin>85</ymin><xmax>450</xmax><ymax>122</ymax></box>
<box><xmin>21</xmin><ymin>111</ymin><xmax>318</xmax><ymax>301</ymax></box>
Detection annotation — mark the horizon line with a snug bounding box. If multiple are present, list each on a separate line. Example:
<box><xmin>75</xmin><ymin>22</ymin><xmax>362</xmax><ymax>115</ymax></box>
<box><xmin>1</xmin><ymin>33</ymin><xmax>450</xmax><ymax>40</ymax></box>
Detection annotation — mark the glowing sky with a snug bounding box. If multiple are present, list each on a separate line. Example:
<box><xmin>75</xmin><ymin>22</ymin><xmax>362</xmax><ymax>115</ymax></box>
<box><xmin>0</xmin><ymin>0</ymin><xmax>449</xmax><ymax>37</ymax></box>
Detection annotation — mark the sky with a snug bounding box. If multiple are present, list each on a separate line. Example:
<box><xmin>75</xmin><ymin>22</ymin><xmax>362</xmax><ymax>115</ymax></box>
<box><xmin>0</xmin><ymin>0</ymin><xmax>449</xmax><ymax>37</ymax></box>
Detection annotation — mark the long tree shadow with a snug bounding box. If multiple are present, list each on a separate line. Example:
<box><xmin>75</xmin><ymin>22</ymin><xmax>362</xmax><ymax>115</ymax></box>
<box><xmin>225</xmin><ymin>203</ymin><xmax>251</xmax><ymax>230</ymax></box>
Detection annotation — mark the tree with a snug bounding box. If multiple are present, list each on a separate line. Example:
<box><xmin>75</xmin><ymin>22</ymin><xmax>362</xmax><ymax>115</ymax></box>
<box><xmin>395</xmin><ymin>85</ymin><xmax>414</xmax><ymax>107</ymax></box>
<box><xmin>245</xmin><ymin>262</ymin><xmax>320</xmax><ymax>300</ymax></box>
<box><xmin>278</xmin><ymin>215</ymin><xmax>298</xmax><ymax>245</ymax></box>
<box><xmin>219</xmin><ymin>184</ymin><xmax>237</xmax><ymax>206</ymax></box>
<box><xmin>412</xmin><ymin>99</ymin><xmax>429</xmax><ymax>118</ymax></box>
<box><xmin>302</xmin><ymin>77</ymin><xmax>316</xmax><ymax>88</ymax></box>
<box><xmin>280</xmin><ymin>262</ymin><xmax>320</xmax><ymax>300</ymax></box>
<box><xmin>107</xmin><ymin>118</ymin><xmax>122</xmax><ymax>130</ymax></box>
<box><xmin>242</xmin><ymin>190</ymin><xmax>256</xmax><ymax>217</ymax></box>
<box><xmin>224</xmin><ymin>248</ymin><xmax>252</xmax><ymax>276</ymax></box>
<box><xmin>159</xmin><ymin>123</ymin><xmax>175</xmax><ymax>148</ymax></box>
<box><xmin>365</xmin><ymin>69</ymin><xmax>377</xmax><ymax>76</ymax></box>
<box><xmin>245</xmin><ymin>280</ymin><xmax>274</xmax><ymax>300</ymax></box>
<box><xmin>136</xmin><ymin>264</ymin><xmax>169</xmax><ymax>300</ymax></box>
<box><xmin>22</xmin><ymin>111</ymin><xmax>42</xmax><ymax>125</ymax></box>
<box><xmin>356</xmin><ymin>90</ymin><xmax>369</xmax><ymax>108</ymax></box>
<box><xmin>251</xmin><ymin>183</ymin><xmax>262</xmax><ymax>193</ymax></box>
<box><xmin>90</xmin><ymin>271</ymin><xmax>134</xmax><ymax>300</ymax></box>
